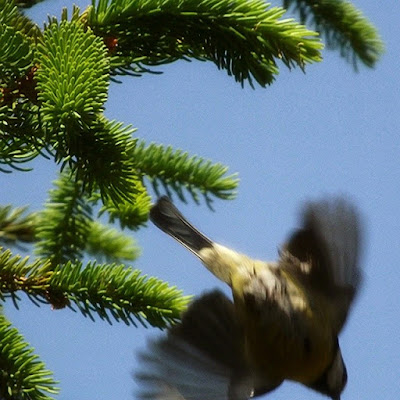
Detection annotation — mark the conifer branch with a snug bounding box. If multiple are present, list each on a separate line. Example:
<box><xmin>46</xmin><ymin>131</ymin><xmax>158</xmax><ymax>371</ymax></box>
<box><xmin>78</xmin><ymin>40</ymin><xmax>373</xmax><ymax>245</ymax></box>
<box><xmin>0</xmin><ymin>0</ymin><xmax>43</xmax><ymax>170</ymax></box>
<box><xmin>0</xmin><ymin>103</ymin><xmax>44</xmax><ymax>173</ymax></box>
<box><xmin>0</xmin><ymin>2</ymin><xmax>51</xmax><ymax>172</ymax></box>
<box><xmin>0</xmin><ymin>12</ymin><xmax>141</xmax><ymax>202</ymax></box>
<box><xmin>98</xmin><ymin>179</ymin><xmax>152</xmax><ymax>230</ymax></box>
<box><xmin>0</xmin><ymin>18</ymin><xmax>34</xmax><ymax>84</ymax></box>
<box><xmin>0</xmin><ymin>0</ymin><xmax>42</xmax><ymax>40</ymax></box>
<box><xmin>15</xmin><ymin>0</ymin><xmax>46</xmax><ymax>8</ymax></box>
<box><xmin>35</xmin><ymin>19</ymin><xmax>109</xmax><ymax>124</ymax></box>
<box><xmin>1</xmin><ymin>196</ymin><xmax>142</xmax><ymax>266</ymax></box>
<box><xmin>34</xmin><ymin>172</ymin><xmax>93</xmax><ymax>265</ymax></box>
<box><xmin>132</xmin><ymin>142</ymin><xmax>239</xmax><ymax>207</ymax></box>
<box><xmin>35</xmin><ymin>19</ymin><xmax>142</xmax><ymax>204</ymax></box>
<box><xmin>89</xmin><ymin>0</ymin><xmax>323</xmax><ymax>87</ymax></box>
<box><xmin>283</xmin><ymin>0</ymin><xmax>384</xmax><ymax>68</ymax></box>
<box><xmin>0</xmin><ymin>205</ymin><xmax>37</xmax><ymax>247</ymax></box>
<box><xmin>0</xmin><ymin>0</ymin><xmax>18</xmax><ymax>23</ymax></box>
<box><xmin>0</xmin><ymin>313</ymin><xmax>58</xmax><ymax>400</ymax></box>
<box><xmin>0</xmin><ymin>248</ymin><xmax>190</xmax><ymax>327</ymax></box>
<box><xmin>63</xmin><ymin>117</ymin><xmax>139</xmax><ymax>204</ymax></box>
<box><xmin>86</xmin><ymin>221</ymin><xmax>141</xmax><ymax>263</ymax></box>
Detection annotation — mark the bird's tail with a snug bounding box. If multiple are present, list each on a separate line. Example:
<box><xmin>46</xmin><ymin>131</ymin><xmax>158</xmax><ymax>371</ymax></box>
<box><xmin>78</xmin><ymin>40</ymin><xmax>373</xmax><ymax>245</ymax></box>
<box><xmin>150</xmin><ymin>196</ymin><xmax>213</xmax><ymax>256</ymax></box>
<box><xmin>150</xmin><ymin>197</ymin><xmax>248</xmax><ymax>285</ymax></box>
<box><xmin>135</xmin><ymin>290</ymin><xmax>258</xmax><ymax>400</ymax></box>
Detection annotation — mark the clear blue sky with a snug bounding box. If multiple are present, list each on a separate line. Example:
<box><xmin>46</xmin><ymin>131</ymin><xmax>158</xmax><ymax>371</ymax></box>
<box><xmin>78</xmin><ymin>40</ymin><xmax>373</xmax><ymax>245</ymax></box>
<box><xmin>2</xmin><ymin>1</ymin><xmax>399</xmax><ymax>399</ymax></box>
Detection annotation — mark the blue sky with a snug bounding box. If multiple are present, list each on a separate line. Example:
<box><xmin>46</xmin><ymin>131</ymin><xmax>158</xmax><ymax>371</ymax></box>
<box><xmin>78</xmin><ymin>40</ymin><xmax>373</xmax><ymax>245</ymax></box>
<box><xmin>2</xmin><ymin>1</ymin><xmax>400</xmax><ymax>399</ymax></box>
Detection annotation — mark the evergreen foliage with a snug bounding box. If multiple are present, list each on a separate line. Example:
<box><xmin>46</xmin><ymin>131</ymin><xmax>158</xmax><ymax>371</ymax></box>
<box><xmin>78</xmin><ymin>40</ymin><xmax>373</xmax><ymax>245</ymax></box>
<box><xmin>0</xmin><ymin>313</ymin><xmax>58</xmax><ymax>400</ymax></box>
<box><xmin>34</xmin><ymin>171</ymin><xmax>94</xmax><ymax>265</ymax></box>
<box><xmin>0</xmin><ymin>0</ymin><xmax>383</xmax><ymax>398</ymax></box>
<box><xmin>0</xmin><ymin>205</ymin><xmax>37</xmax><ymax>247</ymax></box>
<box><xmin>283</xmin><ymin>0</ymin><xmax>384</xmax><ymax>68</ymax></box>
<box><xmin>89</xmin><ymin>0</ymin><xmax>323</xmax><ymax>87</ymax></box>
<box><xmin>86</xmin><ymin>221</ymin><xmax>141</xmax><ymax>262</ymax></box>
<box><xmin>0</xmin><ymin>248</ymin><xmax>190</xmax><ymax>327</ymax></box>
<box><xmin>132</xmin><ymin>141</ymin><xmax>239</xmax><ymax>206</ymax></box>
<box><xmin>98</xmin><ymin>180</ymin><xmax>152</xmax><ymax>230</ymax></box>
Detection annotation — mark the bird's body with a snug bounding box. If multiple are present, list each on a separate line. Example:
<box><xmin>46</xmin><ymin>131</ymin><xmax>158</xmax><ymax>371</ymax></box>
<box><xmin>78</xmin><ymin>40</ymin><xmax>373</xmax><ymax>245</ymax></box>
<box><xmin>232</xmin><ymin>261</ymin><xmax>333</xmax><ymax>385</ymax></box>
<box><xmin>137</xmin><ymin>196</ymin><xmax>362</xmax><ymax>400</ymax></box>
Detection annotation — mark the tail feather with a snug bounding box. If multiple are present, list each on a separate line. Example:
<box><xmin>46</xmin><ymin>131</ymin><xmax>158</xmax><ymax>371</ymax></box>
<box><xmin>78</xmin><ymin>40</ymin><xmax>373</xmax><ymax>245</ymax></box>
<box><xmin>150</xmin><ymin>197</ymin><xmax>213</xmax><ymax>255</ymax></box>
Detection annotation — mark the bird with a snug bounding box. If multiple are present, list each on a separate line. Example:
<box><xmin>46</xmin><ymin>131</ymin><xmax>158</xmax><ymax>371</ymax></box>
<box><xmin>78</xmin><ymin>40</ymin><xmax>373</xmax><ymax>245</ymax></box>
<box><xmin>135</xmin><ymin>196</ymin><xmax>362</xmax><ymax>400</ymax></box>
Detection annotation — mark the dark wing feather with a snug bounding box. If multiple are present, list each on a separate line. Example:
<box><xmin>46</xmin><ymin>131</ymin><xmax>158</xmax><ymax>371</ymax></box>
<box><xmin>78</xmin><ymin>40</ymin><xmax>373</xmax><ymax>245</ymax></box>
<box><xmin>284</xmin><ymin>198</ymin><xmax>363</xmax><ymax>330</ymax></box>
<box><xmin>136</xmin><ymin>290</ymin><xmax>276</xmax><ymax>400</ymax></box>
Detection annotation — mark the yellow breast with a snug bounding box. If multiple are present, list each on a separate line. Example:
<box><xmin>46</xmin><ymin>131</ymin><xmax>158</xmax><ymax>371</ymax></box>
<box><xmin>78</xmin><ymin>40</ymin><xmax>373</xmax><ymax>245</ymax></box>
<box><xmin>231</xmin><ymin>262</ymin><xmax>335</xmax><ymax>384</ymax></box>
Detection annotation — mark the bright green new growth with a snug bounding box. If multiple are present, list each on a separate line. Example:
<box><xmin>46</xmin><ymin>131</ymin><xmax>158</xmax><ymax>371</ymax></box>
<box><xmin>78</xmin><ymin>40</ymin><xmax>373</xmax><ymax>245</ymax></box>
<box><xmin>99</xmin><ymin>182</ymin><xmax>152</xmax><ymax>230</ymax></box>
<box><xmin>36</xmin><ymin>20</ymin><xmax>109</xmax><ymax>123</ymax></box>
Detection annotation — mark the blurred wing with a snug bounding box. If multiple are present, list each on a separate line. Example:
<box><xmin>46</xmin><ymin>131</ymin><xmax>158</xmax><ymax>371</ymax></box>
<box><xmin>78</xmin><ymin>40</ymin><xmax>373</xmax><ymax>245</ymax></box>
<box><xmin>136</xmin><ymin>290</ymin><xmax>257</xmax><ymax>400</ymax></box>
<box><xmin>137</xmin><ymin>336</ymin><xmax>234</xmax><ymax>400</ymax></box>
<box><xmin>283</xmin><ymin>198</ymin><xmax>363</xmax><ymax>329</ymax></box>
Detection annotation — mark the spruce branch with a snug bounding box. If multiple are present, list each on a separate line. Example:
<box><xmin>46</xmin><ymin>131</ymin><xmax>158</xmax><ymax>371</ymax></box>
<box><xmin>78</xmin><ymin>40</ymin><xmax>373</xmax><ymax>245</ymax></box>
<box><xmin>73</xmin><ymin>118</ymin><xmax>139</xmax><ymax>204</ymax></box>
<box><xmin>99</xmin><ymin>179</ymin><xmax>152</xmax><ymax>230</ymax></box>
<box><xmin>283</xmin><ymin>0</ymin><xmax>384</xmax><ymax>68</ymax></box>
<box><xmin>36</xmin><ymin>19</ymin><xmax>109</xmax><ymax>125</ymax></box>
<box><xmin>89</xmin><ymin>0</ymin><xmax>323</xmax><ymax>87</ymax></box>
<box><xmin>50</xmin><ymin>262</ymin><xmax>190</xmax><ymax>327</ymax></box>
<box><xmin>37</xmin><ymin>16</ymin><xmax>141</xmax><ymax>202</ymax></box>
<box><xmin>0</xmin><ymin>0</ymin><xmax>18</xmax><ymax>24</ymax></box>
<box><xmin>0</xmin><ymin>248</ymin><xmax>190</xmax><ymax>328</ymax></box>
<box><xmin>32</xmin><ymin>16</ymin><xmax>140</xmax><ymax>202</ymax></box>
<box><xmin>0</xmin><ymin>205</ymin><xmax>37</xmax><ymax>247</ymax></box>
<box><xmin>0</xmin><ymin>313</ymin><xmax>59</xmax><ymax>400</ymax></box>
<box><xmin>0</xmin><ymin>101</ymin><xmax>46</xmax><ymax>173</ymax></box>
<box><xmin>0</xmin><ymin>24</ymin><xmax>34</xmax><ymax>85</ymax></box>
<box><xmin>14</xmin><ymin>0</ymin><xmax>46</xmax><ymax>8</ymax></box>
<box><xmin>132</xmin><ymin>141</ymin><xmax>239</xmax><ymax>207</ymax></box>
<box><xmin>86</xmin><ymin>221</ymin><xmax>141</xmax><ymax>263</ymax></box>
<box><xmin>35</xmin><ymin>171</ymin><xmax>93</xmax><ymax>265</ymax></box>
<box><xmin>0</xmin><ymin>1</ymin><xmax>43</xmax><ymax>171</ymax></box>
<box><xmin>0</xmin><ymin>0</ymin><xmax>42</xmax><ymax>41</ymax></box>
<box><xmin>0</xmin><ymin>196</ymin><xmax>141</xmax><ymax>266</ymax></box>
<box><xmin>36</xmin><ymin>15</ymin><xmax>140</xmax><ymax>203</ymax></box>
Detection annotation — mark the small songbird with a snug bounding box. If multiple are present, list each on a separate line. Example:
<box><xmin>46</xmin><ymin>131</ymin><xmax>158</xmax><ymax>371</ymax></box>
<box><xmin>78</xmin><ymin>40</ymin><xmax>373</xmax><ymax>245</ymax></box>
<box><xmin>136</xmin><ymin>196</ymin><xmax>362</xmax><ymax>400</ymax></box>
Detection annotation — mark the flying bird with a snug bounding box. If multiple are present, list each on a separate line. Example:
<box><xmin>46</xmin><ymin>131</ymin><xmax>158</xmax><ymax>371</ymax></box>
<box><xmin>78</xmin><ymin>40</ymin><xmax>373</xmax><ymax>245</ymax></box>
<box><xmin>136</xmin><ymin>196</ymin><xmax>362</xmax><ymax>400</ymax></box>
